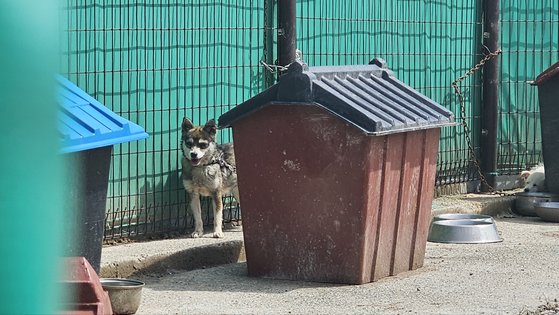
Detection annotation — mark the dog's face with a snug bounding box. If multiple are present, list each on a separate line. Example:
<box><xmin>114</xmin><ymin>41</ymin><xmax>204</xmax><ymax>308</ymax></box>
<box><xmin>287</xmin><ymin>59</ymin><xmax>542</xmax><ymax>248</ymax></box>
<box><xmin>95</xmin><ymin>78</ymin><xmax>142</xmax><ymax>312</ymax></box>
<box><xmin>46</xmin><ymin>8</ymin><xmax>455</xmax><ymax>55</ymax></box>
<box><xmin>520</xmin><ymin>169</ymin><xmax>546</xmax><ymax>192</ymax></box>
<box><xmin>181</xmin><ymin>118</ymin><xmax>217</xmax><ymax>166</ymax></box>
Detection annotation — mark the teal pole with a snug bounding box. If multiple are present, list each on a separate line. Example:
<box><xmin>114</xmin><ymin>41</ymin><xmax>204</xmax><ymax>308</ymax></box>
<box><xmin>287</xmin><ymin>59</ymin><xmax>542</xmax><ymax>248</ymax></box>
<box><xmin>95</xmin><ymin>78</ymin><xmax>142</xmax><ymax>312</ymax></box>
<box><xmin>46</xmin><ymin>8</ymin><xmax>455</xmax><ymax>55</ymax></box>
<box><xmin>0</xmin><ymin>1</ymin><xmax>65</xmax><ymax>314</ymax></box>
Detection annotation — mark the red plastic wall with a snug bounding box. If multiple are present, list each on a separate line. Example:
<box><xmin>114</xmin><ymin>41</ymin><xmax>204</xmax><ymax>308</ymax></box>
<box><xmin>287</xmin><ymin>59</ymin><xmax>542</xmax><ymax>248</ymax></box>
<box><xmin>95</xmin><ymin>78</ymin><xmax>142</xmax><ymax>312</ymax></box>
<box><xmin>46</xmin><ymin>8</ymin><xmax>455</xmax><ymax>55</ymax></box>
<box><xmin>61</xmin><ymin>257</ymin><xmax>113</xmax><ymax>315</ymax></box>
<box><xmin>233</xmin><ymin>104</ymin><xmax>439</xmax><ymax>284</ymax></box>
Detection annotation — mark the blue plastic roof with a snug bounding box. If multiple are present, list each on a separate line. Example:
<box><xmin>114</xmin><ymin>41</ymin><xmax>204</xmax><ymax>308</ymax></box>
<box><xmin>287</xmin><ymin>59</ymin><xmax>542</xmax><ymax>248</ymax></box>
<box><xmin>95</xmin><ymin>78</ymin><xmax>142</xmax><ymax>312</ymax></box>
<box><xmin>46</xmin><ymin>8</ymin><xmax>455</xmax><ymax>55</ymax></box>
<box><xmin>58</xmin><ymin>75</ymin><xmax>148</xmax><ymax>153</ymax></box>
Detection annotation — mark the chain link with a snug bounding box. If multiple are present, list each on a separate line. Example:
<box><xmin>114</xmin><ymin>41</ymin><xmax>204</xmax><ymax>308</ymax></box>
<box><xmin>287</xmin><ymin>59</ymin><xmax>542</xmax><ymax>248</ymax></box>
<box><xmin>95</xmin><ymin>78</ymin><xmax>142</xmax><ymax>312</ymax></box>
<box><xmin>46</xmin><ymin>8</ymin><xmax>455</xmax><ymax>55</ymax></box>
<box><xmin>260</xmin><ymin>60</ymin><xmax>290</xmax><ymax>74</ymax></box>
<box><xmin>260</xmin><ymin>49</ymin><xmax>304</xmax><ymax>75</ymax></box>
<box><xmin>451</xmin><ymin>49</ymin><xmax>505</xmax><ymax>194</ymax></box>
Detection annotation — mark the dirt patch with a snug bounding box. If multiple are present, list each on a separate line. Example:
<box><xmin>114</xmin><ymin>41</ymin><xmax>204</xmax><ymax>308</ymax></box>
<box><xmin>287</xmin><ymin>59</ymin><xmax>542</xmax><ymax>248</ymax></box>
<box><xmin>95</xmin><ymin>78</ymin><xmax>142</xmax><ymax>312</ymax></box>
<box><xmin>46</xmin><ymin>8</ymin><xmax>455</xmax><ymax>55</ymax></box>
<box><xmin>519</xmin><ymin>299</ymin><xmax>559</xmax><ymax>315</ymax></box>
<box><xmin>103</xmin><ymin>231</ymin><xmax>185</xmax><ymax>246</ymax></box>
<box><xmin>541</xmin><ymin>231</ymin><xmax>559</xmax><ymax>239</ymax></box>
<box><xmin>103</xmin><ymin>221</ymin><xmax>242</xmax><ymax>246</ymax></box>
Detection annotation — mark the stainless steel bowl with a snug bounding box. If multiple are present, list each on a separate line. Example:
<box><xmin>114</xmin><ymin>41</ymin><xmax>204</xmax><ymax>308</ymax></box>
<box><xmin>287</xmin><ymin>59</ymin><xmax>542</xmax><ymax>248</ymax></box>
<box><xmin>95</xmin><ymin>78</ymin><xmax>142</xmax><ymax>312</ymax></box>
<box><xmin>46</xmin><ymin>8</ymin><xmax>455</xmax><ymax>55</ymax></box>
<box><xmin>432</xmin><ymin>213</ymin><xmax>494</xmax><ymax>223</ymax></box>
<box><xmin>427</xmin><ymin>219</ymin><xmax>502</xmax><ymax>244</ymax></box>
<box><xmin>534</xmin><ymin>201</ymin><xmax>559</xmax><ymax>223</ymax></box>
<box><xmin>514</xmin><ymin>192</ymin><xmax>559</xmax><ymax>216</ymax></box>
<box><xmin>100</xmin><ymin>278</ymin><xmax>145</xmax><ymax>315</ymax></box>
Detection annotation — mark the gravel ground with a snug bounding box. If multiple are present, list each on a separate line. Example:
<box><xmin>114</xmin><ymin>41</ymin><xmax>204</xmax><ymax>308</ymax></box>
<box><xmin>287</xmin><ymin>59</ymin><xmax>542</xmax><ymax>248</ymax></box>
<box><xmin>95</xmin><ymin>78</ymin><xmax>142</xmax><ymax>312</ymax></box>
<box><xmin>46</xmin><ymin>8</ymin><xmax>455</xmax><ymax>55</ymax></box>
<box><xmin>132</xmin><ymin>217</ymin><xmax>559</xmax><ymax>315</ymax></box>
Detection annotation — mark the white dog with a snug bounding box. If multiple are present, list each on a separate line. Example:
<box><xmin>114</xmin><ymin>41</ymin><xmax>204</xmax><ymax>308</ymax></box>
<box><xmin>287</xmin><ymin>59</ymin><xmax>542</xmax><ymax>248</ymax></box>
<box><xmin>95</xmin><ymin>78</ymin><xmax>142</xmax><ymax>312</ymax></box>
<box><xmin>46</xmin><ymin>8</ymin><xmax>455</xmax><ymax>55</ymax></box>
<box><xmin>520</xmin><ymin>165</ymin><xmax>546</xmax><ymax>192</ymax></box>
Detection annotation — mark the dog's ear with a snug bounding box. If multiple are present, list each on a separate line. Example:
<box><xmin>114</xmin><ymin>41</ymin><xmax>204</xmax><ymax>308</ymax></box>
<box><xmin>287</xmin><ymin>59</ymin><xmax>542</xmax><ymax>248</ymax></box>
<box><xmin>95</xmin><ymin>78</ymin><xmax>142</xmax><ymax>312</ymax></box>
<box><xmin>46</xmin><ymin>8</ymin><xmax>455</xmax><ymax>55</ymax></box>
<box><xmin>182</xmin><ymin>117</ymin><xmax>194</xmax><ymax>132</ymax></box>
<box><xmin>203</xmin><ymin>119</ymin><xmax>217</xmax><ymax>137</ymax></box>
<box><xmin>519</xmin><ymin>170</ymin><xmax>531</xmax><ymax>181</ymax></box>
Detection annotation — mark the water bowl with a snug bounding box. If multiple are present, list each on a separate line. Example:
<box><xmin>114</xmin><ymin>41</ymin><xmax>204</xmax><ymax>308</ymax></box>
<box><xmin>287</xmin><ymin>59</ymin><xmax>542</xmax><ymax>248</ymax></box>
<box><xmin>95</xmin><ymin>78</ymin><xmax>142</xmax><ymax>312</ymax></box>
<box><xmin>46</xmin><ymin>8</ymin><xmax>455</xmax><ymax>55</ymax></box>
<box><xmin>514</xmin><ymin>192</ymin><xmax>559</xmax><ymax>217</ymax></box>
<box><xmin>427</xmin><ymin>219</ymin><xmax>502</xmax><ymax>244</ymax></box>
<box><xmin>534</xmin><ymin>201</ymin><xmax>559</xmax><ymax>223</ymax></box>
<box><xmin>432</xmin><ymin>213</ymin><xmax>494</xmax><ymax>223</ymax></box>
<box><xmin>100</xmin><ymin>278</ymin><xmax>145</xmax><ymax>315</ymax></box>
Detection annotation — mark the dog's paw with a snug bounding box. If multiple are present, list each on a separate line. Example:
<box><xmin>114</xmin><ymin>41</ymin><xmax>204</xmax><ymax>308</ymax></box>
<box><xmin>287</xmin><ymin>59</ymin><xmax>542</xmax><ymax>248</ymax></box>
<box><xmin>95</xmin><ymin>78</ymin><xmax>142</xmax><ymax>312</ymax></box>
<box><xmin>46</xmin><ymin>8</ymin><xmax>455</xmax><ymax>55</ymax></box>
<box><xmin>191</xmin><ymin>230</ymin><xmax>203</xmax><ymax>238</ymax></box>
<box><xmin>212</xmin><ymin>231</ymin><xmax>224</xmax><ymax>238</ymax></box>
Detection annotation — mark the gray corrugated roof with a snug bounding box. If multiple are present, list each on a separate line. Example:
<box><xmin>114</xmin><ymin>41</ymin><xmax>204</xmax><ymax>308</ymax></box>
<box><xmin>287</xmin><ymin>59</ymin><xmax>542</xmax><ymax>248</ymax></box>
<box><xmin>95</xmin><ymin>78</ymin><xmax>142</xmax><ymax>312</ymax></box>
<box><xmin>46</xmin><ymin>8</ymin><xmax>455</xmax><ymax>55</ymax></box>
<box><xmin>219</xmin><ymin>59</ymin><xmax>455</xmax><ymax>135</ymax></box>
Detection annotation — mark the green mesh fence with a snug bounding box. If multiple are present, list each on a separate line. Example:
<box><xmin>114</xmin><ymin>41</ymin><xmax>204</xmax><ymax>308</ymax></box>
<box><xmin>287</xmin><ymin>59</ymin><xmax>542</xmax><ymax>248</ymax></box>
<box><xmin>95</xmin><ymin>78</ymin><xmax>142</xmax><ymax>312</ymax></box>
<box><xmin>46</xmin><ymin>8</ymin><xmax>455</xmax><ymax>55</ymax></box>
<box><xmin>296</xmin><ymin>0</ymin><xmax>483</xmax><ymax>185</ymax></box>
<box><xmin>61</xmin><ymin>1</ymin><xmax>559</xmax><ymax>240</ymax></box>
<box><xmin>62</xmin><ymin>1</ymin><xmax>264</xmax><ymax>239</ymax></box>
<box><xmin>499</xmin><ymin>0</ymin><xmax>559</xmax><ymax>173</ymax></box>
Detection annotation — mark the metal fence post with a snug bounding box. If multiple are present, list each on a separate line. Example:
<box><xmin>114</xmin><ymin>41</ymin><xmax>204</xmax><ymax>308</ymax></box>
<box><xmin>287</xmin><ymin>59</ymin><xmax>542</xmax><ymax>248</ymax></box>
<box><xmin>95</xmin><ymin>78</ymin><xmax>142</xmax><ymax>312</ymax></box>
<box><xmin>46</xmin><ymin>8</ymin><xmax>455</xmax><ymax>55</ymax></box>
<box><xmin>264</xmin><ymin>0</ymin><xmax>276</xmax><ymax>87</ymax></box>
<box><xmin>277</xmin><ymin>0</ymin><xmax>297</xmax><ymax>75</ymax></box>
<box><xmin>481</xmin><ymin>0</ymin><xmax>500</xmax><ymax>191</ymax></box>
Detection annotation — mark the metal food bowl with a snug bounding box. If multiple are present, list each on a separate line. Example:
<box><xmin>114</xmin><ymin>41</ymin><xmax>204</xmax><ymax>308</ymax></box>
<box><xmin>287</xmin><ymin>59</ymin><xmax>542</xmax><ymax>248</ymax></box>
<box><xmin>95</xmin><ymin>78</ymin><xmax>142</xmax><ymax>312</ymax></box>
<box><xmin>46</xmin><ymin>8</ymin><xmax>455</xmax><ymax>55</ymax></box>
<box><xmin>100</xmin><ymin>278</ymin><xmax>145</xmax><ymax>315</ymax></box>
<box><xmin>427</xmin><ymin>219</ymin><xmax>502</xmax><ymax>244</ymax></box>
<box><xmin>514</xmin><ymin>192</ymin><xmax>559</xmax><ymax>217</ymax></box>
<box><xmin>432</xmin><ymin>213</ymin><xmax>494</xmax><ymax>223</ymax></box>
<box><xmin>534</xmin><ymin>201</ymin><xmax>559</xmax><ymax>223</ymax></box>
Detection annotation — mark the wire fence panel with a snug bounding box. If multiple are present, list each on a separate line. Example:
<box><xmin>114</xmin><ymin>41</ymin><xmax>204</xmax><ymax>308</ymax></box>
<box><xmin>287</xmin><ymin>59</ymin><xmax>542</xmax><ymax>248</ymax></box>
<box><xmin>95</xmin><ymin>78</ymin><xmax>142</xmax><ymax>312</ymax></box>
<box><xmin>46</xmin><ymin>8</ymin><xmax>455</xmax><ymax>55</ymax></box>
<box><xmin>296</xmin><ymin>0</ymin><xmax>483</xmax><ymax>185</ymax></box>
<box><xmin>60</xmin><ymin>1</ymin><xmax>559</xmax><ymax>240</ymax></box>
<box><xmin>62</xmin><ymin>1</ymin><xmax>265</xmax><ymax>239</ymax></box>
<box><xmin>498</xmin><ymin>0</ymin><xmax>559</xmax><ymax>174</ymax></box>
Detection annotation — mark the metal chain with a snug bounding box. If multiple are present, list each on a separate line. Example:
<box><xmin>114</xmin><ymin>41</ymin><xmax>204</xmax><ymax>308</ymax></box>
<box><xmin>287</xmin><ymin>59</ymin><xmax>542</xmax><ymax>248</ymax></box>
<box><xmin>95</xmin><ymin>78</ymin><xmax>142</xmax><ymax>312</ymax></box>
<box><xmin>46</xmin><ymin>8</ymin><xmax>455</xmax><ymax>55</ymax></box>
<box><xmin>260</xmin><ymin>49</ymin><xmax>304</xmax><ymax>75</ymax></box>
<box><xmin>260</xmin><ymin>60</ymin><xmax>290</xmax><ymax>74</ymax></box>
<box><xmin>451</xmin><ymin>49</ymin><xmax>503</xmax><ymax>194</ymax></box>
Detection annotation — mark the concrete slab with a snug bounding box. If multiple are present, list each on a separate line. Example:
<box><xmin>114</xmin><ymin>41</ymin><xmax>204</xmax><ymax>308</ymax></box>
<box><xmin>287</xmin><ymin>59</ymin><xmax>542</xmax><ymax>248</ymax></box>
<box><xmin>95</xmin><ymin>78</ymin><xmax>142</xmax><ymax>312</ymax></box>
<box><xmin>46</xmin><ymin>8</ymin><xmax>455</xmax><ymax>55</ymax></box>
<box><xmin>431</xmin><ymin>192</ymin><xmax>518</xmax><ymax>217</ymax></box>
<box><xmin>101</xmin><ymin>194</ymin><xmax>518</xmax><ymax>278</ymax></box>
<box><xmin>133</xmin><ymin>217</ymin><xmax>559</xmax><ymax>314</ymax></box>
<box><xmin>100</xmin><ymin>193</ymin><xmax>559</xmax><ymax>314</ymax></box>
<box><xmin>100</xmin><ymin>227</ymin><xmax>244</xmax><ymax>278</ymax></box>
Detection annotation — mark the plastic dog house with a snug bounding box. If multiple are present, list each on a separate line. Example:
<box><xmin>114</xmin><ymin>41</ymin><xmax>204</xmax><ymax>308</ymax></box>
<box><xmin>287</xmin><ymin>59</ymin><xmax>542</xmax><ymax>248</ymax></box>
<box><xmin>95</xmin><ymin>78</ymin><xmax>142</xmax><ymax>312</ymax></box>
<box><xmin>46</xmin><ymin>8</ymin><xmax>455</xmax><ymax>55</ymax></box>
<box><xmin>219</xmin><ymin>59</ymin><xmax>455</xmax><ymax>284</ymax></box>
<box><xmin>535</xmin><ymin>61</ymin><xmax>559</xmax><ymax>194</ymax></box>
<box><xmin>58</xmin><ymin>75</ymin><xmax>148</xmax><ymax>272</ymax></box>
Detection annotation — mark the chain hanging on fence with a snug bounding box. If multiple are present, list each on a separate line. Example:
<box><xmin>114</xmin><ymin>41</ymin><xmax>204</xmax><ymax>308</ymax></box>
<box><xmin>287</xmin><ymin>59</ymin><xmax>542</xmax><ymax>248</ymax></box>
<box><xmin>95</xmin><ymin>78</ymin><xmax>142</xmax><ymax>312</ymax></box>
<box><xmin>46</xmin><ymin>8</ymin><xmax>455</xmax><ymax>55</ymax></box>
<box><xmin>260</xmin><ymin>60</ymin><xmax>291</xmax><ymax>74</ymax></box>
<box><xmin>451</xmin><ymin>49</ymin><xmax>503</xmax><ymax>194</ymax></box>
<box><xmin>260</xmin><ymin>49</ymin><xmax>304</xmax><ymax>75</ymax></box>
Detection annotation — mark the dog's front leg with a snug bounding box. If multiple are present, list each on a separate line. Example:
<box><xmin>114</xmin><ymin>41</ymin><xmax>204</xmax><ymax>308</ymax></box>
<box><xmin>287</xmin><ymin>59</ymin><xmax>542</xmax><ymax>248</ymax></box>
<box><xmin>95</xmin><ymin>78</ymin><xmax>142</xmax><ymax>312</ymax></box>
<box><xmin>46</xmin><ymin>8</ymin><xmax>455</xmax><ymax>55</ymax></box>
<box><xmin>212</xmin><ymin>192</ymin><xmax>224</xmax><ymax>238</ymax></box>
<box><xmin>190</xmin><ymin>193</ymin><xmax>203</xmax><ymax>238</ymax></box>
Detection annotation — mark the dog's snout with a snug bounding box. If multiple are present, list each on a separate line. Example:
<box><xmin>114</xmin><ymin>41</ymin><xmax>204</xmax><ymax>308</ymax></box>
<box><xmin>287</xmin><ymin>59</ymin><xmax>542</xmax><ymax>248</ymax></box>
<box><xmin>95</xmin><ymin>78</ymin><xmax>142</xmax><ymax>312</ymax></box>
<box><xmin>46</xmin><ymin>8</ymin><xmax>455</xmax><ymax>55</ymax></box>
<box><xmin>190</xmin><ymin>152</ymin><xmax>198</xmax><ymax>159</ymax></box>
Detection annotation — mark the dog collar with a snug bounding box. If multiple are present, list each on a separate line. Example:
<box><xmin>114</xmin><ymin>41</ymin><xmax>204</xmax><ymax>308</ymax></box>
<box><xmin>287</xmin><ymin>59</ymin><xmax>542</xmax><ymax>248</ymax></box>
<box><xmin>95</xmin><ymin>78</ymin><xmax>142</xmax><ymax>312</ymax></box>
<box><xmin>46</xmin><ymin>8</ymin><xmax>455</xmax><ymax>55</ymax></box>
<box><xmin>188</xmin><ymin>150</ymin><xmax>236</xmax><ymax>173</ymax></box>
<box><xmin>203</xmin><ymin>157</ymin><xmax>236</xmax><ymax>173</ymax></box>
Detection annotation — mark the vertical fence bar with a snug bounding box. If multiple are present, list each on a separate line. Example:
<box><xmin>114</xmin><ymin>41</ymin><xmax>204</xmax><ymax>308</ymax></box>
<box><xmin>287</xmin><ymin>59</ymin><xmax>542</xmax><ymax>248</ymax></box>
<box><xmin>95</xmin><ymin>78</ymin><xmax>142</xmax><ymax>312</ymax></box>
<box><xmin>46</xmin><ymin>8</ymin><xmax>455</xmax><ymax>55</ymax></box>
<box><xmin>264</xmin><ymin>0</ymin><xmax>275</xmax><ymax>87</ymax></box>
<box><xmin>481</xmin><ymin>0</ymin><xmax>500</xmax><ymax>191</ymax></box>
<box><xmin>277</xmin><ymin>0</ymin><xmax>296</xmax><ymax>73</ymax></box>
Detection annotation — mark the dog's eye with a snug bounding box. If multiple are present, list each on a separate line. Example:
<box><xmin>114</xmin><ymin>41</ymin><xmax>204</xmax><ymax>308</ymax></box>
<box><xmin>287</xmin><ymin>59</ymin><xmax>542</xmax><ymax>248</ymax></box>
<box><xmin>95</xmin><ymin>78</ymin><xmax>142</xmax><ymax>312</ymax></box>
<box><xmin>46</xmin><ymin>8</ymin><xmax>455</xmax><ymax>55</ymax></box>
<box><xmin>199</xmin><ymin>143</ymin><xmax>209</xmax><ymax>149</ymax></box>
<box><xmin>533</xmin><ymin>184</ymin><xmax>537</xmax><ymax>187</ymax></box>
<box><xmin>184</xmin><ymin>141</ymin><xmax>193</xmax><ymax>148</ymax></box>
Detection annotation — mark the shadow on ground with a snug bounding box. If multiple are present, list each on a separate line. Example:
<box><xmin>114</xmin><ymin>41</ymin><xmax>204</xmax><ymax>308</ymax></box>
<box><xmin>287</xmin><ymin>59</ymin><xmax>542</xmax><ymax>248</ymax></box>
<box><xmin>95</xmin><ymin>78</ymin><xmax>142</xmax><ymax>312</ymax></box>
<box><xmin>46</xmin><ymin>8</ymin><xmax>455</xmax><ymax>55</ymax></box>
<box><xmin>138</xmin><ymin>262</ymin><xmax>343</xmax><ymax>294</ymax></box>
<box><xmin>129</xmin><ymin>240</ymin><xmax>244</xmax><ymax>278</ymax></box>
